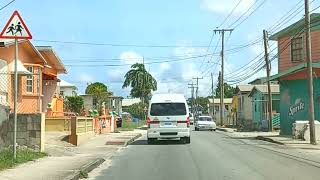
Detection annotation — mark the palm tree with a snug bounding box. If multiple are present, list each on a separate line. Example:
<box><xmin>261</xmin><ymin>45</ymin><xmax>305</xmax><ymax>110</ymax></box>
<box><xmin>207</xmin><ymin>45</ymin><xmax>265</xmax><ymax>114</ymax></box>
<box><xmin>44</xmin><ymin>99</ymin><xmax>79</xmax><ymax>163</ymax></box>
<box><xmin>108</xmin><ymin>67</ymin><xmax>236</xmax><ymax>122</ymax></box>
<box><xmin>122</xmin><ymin>63</ymin><xmax>157</xmax><ymax>102</ymax></box>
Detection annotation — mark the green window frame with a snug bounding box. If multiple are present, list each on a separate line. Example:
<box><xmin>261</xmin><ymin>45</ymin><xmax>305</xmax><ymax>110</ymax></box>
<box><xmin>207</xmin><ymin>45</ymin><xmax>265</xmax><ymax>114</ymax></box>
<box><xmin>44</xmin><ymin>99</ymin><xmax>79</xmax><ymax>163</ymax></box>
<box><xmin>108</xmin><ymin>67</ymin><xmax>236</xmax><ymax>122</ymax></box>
<box><xmin>291</xmin><ymin>37</ymin><xmax>304</xmax><ymax>62</ymax></box>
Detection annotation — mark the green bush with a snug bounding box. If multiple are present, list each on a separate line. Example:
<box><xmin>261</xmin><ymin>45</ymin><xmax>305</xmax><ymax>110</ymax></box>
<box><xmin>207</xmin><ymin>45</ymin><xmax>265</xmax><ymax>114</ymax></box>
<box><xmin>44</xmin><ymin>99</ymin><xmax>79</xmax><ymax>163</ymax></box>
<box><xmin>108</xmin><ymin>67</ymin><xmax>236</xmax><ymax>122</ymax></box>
<box><xmin>0</xmin><ymin>148</ymin><xmax>47</xmax><ymax>171</ymax></box>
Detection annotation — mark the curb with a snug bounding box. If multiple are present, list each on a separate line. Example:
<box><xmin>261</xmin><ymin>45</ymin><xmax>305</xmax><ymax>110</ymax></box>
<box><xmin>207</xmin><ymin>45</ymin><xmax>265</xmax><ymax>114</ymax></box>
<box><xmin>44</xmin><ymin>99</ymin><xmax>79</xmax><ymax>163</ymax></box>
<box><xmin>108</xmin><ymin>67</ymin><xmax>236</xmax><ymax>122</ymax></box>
<box><xmin>63</xmin><ymin>158</ymin><xmax>105</xmax><ymax>180</ymax></box>
<box><xmin>124</xmin><ymin>133</ymin><xmax>142</xmax><ymax>146</ymax></box>
<box><xmin>216</xmin><ymin>127</ymin><xmax>229</xmax><ymax>132</ymax></box>
<box><xmin>255</xmin><ymin>136</ymin><xmax>285</xmax><ymax>145</ymax></box>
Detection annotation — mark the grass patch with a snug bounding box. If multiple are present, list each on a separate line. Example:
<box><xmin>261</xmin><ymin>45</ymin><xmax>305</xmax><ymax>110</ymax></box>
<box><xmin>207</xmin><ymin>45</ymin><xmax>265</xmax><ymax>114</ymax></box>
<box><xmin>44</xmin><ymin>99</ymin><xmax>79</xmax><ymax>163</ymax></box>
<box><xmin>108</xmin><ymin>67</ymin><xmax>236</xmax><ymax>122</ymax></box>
<box><xmin>118</xmin><ymin>120</ymin><xmax>146</xmax><ymax>131</ymax></box>
<box><xmin>0</xmin><ymin>148</ymin><xmax>47</xmax><ymax>171</ymax></box>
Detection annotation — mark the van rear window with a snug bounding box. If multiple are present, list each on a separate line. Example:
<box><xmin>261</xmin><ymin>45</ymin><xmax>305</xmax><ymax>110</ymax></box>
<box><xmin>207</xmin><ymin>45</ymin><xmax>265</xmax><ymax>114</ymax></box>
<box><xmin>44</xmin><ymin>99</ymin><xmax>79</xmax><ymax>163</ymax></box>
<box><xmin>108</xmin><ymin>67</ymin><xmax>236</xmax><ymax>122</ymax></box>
<box><xmin>150</xmin><ymin>103</ymin><xmax>187</xmax><ymax>116</ymax></box>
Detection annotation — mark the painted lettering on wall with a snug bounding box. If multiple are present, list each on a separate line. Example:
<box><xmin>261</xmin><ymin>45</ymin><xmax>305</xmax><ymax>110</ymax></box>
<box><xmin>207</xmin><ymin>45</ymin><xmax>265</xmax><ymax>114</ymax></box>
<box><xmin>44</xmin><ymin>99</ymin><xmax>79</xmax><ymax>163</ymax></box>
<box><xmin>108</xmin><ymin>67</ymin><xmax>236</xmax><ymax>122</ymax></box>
<box><xmin>288</xmin><ymin>98</ymin><xmax>305</xmax><ymax>116</ymax></box>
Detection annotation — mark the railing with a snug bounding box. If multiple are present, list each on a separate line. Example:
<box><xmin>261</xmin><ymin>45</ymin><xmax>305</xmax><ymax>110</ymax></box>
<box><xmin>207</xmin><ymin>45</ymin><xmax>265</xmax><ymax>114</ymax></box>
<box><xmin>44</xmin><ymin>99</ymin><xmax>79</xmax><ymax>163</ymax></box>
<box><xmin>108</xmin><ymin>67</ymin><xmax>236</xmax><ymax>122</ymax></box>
<box><xmin>272</xmin><ymin>114</ymin><xmax>280</xmax><ymax>129</ymax></box>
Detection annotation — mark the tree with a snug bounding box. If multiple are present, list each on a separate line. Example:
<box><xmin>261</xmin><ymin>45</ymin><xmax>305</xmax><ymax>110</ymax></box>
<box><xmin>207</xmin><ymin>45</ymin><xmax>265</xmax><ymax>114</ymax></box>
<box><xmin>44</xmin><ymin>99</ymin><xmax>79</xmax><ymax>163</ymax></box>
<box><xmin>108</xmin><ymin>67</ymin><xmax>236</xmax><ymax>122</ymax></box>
<box><xmin>85</xmin><ymin>82</ymin><xmax>111</xmax><ymax>112</ymax></box>
<box><xmin>122</xmin><ymin>63</ymin><xmax>157</xmax><ymax>102</ymax></box>
<box><xmin>126</xmin><ymin>102</ymin><xmax>148</xmax><ymax>120</ymax></box>
<box><xmin>64</xmin><ymin>96</ymin><xmax>84</xmax><ymax>115</ymax></box>
<box><xmin>196</xmin><ymin>97</ymin><xmax>209</xmax><ymax>114</ymax></box>
<box><xmin>215</xmin><ymin>72</ymin><xmax>236</xmax><ymax>98</ymax></box>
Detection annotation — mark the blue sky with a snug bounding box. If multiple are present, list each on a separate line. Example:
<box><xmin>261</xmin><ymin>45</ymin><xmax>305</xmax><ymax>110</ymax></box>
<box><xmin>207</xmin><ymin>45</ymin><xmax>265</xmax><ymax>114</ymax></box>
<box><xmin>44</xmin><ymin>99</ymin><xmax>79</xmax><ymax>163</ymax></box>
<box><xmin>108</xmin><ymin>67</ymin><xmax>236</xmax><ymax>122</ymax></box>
<box><xmin>0</xmin><ymin>0</ymin><xmax>319</xmax><ymax>97</ymax></box>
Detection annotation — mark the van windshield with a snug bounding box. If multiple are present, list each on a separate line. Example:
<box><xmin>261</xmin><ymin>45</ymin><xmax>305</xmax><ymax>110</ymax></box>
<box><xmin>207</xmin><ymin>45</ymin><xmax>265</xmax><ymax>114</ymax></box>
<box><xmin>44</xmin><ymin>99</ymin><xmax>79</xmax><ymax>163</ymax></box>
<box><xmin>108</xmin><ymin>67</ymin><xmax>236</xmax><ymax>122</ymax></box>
<box><xmin>150</xmin><ymin>103</ymin><xmax>187</xmax><ymax>116</ymax></box>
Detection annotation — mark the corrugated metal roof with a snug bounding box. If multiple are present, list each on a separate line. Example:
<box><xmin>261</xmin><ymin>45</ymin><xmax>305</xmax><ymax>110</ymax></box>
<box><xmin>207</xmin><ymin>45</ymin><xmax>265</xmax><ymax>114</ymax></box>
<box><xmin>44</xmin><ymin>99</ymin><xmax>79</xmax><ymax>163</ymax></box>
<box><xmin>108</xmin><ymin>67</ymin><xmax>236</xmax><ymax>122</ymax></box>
<box><xmin>58</xmin><ymin>80</ymin><xmax>76</xmax><ymax>88</ymax></box>
<box><xmin>208</xmin><ymin>98</ymin><xmax>233</xmax><ymax>104</ymax></box>
<box><xmin>122</xmin><ymin>98</ymin><xmax>141</xmax><ymax>107</ymax></box>
<box><xmin>236</xmin><ymin>85</ymin><xmax>254</xmax><ymax>92</ymax></box>
<box><xmin>248</xmin><ymin>85</ymin><xmax>280</xmax><ymax>97</ymax></box>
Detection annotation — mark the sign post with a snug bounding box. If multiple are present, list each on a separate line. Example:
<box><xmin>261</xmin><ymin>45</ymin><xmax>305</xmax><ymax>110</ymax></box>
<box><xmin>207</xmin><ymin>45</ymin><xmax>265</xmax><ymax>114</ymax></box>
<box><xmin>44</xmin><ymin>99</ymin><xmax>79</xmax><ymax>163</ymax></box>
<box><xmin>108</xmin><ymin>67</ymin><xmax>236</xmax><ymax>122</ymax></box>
<box><xmin>0</xmin><ymin>10</ymin><xmax>32</xmax><ymax>159</ymax></box>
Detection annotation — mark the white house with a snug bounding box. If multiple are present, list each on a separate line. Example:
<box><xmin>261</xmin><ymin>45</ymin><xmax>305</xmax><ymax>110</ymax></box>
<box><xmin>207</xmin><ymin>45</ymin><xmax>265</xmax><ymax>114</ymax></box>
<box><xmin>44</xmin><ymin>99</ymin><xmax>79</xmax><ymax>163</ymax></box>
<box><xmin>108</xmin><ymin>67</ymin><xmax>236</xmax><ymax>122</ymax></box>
<box><xmin>208</xmin><ymin>98</ymin><xmax>233</xmax><ymax>125</ymax></box>
<box><xmin>235</xmin><ymin>85</ymin><xmax>254</xmax><ymax>129</ymax></box>
<box><xmin>57</xmin><ymin>80</ymin><xmax>77</xmax><ymax>97</ymax></box>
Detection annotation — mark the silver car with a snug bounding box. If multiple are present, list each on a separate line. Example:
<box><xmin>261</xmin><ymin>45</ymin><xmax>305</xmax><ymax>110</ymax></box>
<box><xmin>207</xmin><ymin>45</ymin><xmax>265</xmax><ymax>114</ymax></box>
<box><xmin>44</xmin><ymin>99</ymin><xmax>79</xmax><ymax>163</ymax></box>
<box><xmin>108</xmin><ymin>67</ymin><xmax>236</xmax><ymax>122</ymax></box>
<box><xmin>195</xmin><ymin>116</ymin><xmax>216</xmax><ymax>131</ymax></box>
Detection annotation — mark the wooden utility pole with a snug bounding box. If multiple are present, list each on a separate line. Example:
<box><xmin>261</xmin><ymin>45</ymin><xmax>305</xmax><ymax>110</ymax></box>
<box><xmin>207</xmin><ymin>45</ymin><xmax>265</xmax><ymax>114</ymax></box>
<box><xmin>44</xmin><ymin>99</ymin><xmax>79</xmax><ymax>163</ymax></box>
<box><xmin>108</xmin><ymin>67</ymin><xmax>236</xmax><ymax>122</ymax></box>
<box><xmin>214</xmin><ymin>28</ymin><xmax>233</xmax><ymax>126</ymax></box>
<box><xmin>304</xmin><ymin>0</ymin><xmax>316</xmax><ymax>145</ymax></box>
<box><xmin>188</xmin><ymin>83</ymin><xmax>196</xmax><ymax>115</ymax></box>
<box><xmin>193</xmin><ymin>77</ymin><xmax>203</xmax><ymax>117</ymax></box>
<box><xmin>211</xmin><ymin>73</ymin><xmax>215</xmax><ymax>118</ymax></box>
<box><xmin>263</xmin><ymin>30</ymin><xmax>273</xmax><ymax>132</ymax></box>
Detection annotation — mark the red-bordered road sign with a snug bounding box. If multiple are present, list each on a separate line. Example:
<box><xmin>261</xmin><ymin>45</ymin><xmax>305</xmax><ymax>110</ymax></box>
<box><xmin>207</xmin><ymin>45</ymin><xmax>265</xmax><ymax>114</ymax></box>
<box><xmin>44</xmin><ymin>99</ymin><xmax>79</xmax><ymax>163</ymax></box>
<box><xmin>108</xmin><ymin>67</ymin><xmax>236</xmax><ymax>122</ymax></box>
<box><xmin>0</xmin><ymin>10</ymin><xmax>32</xmax><ymax>39</ymax></box>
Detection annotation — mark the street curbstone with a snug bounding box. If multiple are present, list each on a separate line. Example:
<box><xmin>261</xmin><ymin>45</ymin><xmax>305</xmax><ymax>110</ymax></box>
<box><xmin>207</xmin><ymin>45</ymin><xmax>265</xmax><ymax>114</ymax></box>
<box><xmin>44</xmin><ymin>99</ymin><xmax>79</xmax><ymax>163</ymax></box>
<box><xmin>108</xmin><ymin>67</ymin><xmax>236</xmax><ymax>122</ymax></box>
<box><xmin>62</xmin><ymin>158</ymin><xmax>105</xmax><ymax>180</ymax></box>
<box><xmin>124</xmin><ymin>133</ymin><xmax>142</xmax><ymax>146</ymax></box>
<box><xmin>255</xmin><ymin>136</ymin><xmax>285</xmax><ymax>145</ymax></box>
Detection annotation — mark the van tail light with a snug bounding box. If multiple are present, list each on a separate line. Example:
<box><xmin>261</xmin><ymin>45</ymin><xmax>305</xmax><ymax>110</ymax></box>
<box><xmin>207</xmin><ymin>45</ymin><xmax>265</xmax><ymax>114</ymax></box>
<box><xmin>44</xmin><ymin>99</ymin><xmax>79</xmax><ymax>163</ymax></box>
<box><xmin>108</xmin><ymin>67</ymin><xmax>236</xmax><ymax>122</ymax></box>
<box><xmin>186</xmin><ymin>117</ymin><xmax>190</xmax><ymax>127</ymax></box>
<box><xmin>147</xmin><ymin>117</ymin><xmax>151</xmax><ymax>128</ymax></box>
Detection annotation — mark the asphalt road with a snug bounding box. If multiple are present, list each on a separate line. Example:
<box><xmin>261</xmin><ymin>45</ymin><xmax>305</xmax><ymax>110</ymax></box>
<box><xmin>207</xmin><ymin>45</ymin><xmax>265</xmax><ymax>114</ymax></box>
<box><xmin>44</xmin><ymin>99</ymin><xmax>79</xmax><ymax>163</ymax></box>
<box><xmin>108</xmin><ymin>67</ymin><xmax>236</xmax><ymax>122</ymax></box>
<box><xmin>92</xmin><ymin>130</ymin><xmax>320</xmax><ymax>180</ymax></box>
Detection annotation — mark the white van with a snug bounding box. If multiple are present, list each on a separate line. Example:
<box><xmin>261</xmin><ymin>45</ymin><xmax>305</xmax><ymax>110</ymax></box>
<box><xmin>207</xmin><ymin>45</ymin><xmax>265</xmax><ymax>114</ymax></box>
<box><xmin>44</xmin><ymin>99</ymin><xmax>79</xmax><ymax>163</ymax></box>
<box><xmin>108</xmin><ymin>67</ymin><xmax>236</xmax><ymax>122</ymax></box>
<box><xmin>147</xmin><ymin>93</ymin><xmax>191</xmax><ymax>144</ymax></box>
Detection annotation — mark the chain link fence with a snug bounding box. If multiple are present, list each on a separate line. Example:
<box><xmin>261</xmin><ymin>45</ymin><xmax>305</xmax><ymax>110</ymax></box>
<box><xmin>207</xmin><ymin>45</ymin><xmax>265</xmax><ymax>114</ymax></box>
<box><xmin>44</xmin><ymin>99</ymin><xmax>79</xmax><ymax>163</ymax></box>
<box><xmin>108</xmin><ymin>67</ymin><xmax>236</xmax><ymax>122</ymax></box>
<box><xmin>0</xmin><ymin>66</ymin><xmax>41</xmax><ymax>114</ymax></box>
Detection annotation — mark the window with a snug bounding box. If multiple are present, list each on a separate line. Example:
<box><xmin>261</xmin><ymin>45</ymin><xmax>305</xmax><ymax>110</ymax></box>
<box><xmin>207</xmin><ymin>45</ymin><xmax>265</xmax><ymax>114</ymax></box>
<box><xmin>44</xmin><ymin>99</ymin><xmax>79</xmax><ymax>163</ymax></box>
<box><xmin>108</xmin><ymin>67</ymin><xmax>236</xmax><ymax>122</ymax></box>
<box><xmin>291</xmin><ymin>37</ymin><xmax>303</xmax><ymax>62</ymax></box>
<box><xmin>199</xmin><ymin>117</ymin><xmax>212</xmax><ymax>121</ymax></box>
<box><xmin>150</xmin><ymin>103</ymin><xmax>186</xmax><ymax>116</ymax></box>
<box><xmin>26</xmin><ymin>67</ymin><xmax>33</xmax><ymax>93</ymax></box>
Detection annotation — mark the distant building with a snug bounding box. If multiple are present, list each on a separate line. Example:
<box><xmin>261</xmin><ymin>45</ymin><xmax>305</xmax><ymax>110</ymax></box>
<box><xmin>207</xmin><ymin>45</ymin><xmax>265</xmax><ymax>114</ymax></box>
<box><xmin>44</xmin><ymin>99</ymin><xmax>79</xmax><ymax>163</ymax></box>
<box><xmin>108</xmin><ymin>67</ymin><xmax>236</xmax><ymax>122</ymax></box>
<box><xmin>208</xmin><ymin>98</ymin><xmax>232</xmax><ymax>125</ymax></box>
<box><xmin>57</xmin><ymin>80</ymin><xmax>77</xmax><ymax>97</ymax></box>
<box><xmin>122</xmin><ymin>98</ymin><xmax>141</xmax><ymax>112</ymax></box>
<box><xmin>248</xmin><ymin>85</ymin><xmax>280</xmax><ymax>131</ymax></box>
<box><xmin>81</xmin><ymin>94</ymin><xmax>122</xmax><ymax>116</ymax></box>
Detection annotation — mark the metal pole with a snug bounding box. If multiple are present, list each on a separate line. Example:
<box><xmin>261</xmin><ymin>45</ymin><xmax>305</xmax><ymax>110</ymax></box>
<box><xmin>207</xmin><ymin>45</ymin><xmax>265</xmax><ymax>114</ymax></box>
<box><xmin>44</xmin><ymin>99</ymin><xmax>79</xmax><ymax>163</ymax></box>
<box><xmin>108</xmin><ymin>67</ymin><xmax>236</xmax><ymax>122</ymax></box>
<box><xmin>13</xmin><ymin>39</ymin><xmax>18</xmax><ymax>159</ymax></box>
<box><xmin>263</xmin><ymin>30</ymin><xmax>273</xmax><ymax>132</ymax></box>
<box><xmin>304</xmin><ymin>0</ymin><xmax>316</xmax><ymax>145</ymax></box>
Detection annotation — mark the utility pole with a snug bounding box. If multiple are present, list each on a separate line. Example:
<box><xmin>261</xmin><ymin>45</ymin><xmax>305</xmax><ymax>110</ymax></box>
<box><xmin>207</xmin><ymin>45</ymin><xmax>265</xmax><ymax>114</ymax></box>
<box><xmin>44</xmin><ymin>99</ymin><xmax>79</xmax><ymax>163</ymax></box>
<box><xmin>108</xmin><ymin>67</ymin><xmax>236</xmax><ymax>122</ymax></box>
<box><xmin>211</xmin><ymin>73</ymin><xmax>216</xmax><ymax>119</ymax></box>
<box><xmin>193</xmin><ymin>77</ymin><xmax>203</xmax><ymax>117</ymax></box>
<box><xmin>263</xmin><ymin>30</ymin><xmax>273</xmax><ymax>132</ymax></box>
<box><xmin>188</xmin><ymin>83</ymin><xmax>196</xmax><ymax>115</ymax></box>
<box><xmin>214</xmin><ymin>28</ymin><xmax>233</xmax><ymax>126</ymax></box>
<box><xmin>304</xmin><ymin>0</ymin><xmax>316</xmax><ymax>145</ymax></box>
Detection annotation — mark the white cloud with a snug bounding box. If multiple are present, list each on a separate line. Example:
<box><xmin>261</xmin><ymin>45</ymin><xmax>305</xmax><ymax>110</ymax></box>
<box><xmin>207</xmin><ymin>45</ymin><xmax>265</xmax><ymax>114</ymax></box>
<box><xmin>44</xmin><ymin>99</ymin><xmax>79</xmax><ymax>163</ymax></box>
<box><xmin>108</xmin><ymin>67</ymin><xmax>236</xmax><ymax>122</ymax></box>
<box><xmin>201</xmin><ymin>0</ymin><xmax>255</xmax><ymax>15</ymax></box>
<box><xmin>120</xmin><ymin>51</ymin><xmax>143</xmax><ymax>65</ymax></box>
<box><xmin>160</xmin><ymin>62</ymin><xmax>171</xmax><ymax>72</ymax></box>
<box><xmin>79</xmin><ymin>73</ymin><xmax>94</xmax><ymax>82</ymax></box>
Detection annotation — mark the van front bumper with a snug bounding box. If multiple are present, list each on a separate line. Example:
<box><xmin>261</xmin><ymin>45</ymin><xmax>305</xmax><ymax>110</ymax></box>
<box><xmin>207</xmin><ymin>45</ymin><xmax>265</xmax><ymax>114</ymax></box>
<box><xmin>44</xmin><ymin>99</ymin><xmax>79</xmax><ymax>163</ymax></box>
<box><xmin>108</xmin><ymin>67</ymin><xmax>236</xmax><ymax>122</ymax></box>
<box><xmin>147</xmin><ymin>128</ymin><xmax>190</xmax><ymax>139</ymax></box>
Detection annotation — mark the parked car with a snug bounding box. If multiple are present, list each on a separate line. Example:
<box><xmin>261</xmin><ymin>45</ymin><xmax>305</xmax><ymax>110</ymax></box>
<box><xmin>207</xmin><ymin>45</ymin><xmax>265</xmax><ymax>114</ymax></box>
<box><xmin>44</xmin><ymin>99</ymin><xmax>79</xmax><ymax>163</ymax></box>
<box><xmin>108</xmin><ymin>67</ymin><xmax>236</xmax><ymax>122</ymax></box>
<box><xmin>189</xmin><ymin>113</ymin><xmax>194</xmax><ymax>125</ymax></box>
<box><xmin>147</xmin><ymin>93</ymin><xmax>191</xmax><ymax>144</ymax></box>
<box><xmin>195</xmin><ymin>115</ymin><xmax>216</xmax><ymax>131</ymax></box>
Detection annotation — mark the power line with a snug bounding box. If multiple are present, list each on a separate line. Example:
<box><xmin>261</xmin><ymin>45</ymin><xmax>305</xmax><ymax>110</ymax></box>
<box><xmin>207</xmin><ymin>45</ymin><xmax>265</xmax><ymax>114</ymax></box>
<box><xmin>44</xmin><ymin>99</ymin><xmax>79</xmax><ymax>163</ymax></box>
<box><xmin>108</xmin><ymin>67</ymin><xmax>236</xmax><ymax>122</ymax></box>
<box><xmin>0</xmin><ymin>0</ymin><xmax>16</xmax><ymax>11</ymax></box>
<box><xmin>65</xmin><ymin>53</ymin><xmax>221</xmax><ymax>67</ymax></box>
<box><xmin>198</xmin><ymin>32</ymin><xmax>215</xmax><ymax>71</ymax></box>
<box><xmin>218</xmin><ymin>0</ymin><xmax>244</xmax><ymax>27</ymax></box>
<box><xmin>232</xmin><ymin>0</ymin><xmax>267</xmax><ymax>29</ymax></box>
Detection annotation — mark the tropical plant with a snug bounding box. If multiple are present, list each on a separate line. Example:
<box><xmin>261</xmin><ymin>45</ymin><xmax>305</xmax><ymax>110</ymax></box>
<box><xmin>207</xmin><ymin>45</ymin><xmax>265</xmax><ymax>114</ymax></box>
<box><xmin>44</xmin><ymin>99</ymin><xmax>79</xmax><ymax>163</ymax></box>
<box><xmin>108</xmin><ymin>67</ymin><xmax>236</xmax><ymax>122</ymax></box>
<box><xmin>122</xmin><ymin>63</ymin><xmax>157</xmax><ymax>102</ymax></box>
<box><xmin>64</xmin><ymin>96</ymin><xmax>84</xmax><ymax>114</ymax></box>
<box><xmin>215</xmin><ymin>72</ymin><xmax>236</xmax><ymax>98</ymax></box>
<box><xmin>126</xmin><ymin>102</ymin><xmax>148</xmax><ymax>120</ymax></box>
<box><xmin>85</xmin><ymin>82</ymin><xmax>112</xmax><ymax>113</ymax></box>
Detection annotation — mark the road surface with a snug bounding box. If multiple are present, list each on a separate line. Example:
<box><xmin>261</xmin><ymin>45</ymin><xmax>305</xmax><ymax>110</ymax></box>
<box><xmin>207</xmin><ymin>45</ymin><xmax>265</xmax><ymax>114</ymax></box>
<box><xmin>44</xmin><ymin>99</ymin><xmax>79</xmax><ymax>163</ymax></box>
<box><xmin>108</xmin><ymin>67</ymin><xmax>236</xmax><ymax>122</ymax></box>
<box><xmin>91</xmin><ymin>130</ymin><xmax>320</xmax><ymax>180</ymax></box>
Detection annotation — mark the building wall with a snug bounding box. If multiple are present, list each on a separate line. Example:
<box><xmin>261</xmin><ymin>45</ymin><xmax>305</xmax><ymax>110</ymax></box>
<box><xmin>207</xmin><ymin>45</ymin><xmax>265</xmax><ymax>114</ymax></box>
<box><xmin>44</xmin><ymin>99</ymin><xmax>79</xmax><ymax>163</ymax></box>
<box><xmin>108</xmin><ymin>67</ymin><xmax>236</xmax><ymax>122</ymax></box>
<box><xmin>60</xmin><ymin>86</ymin><xmax>76</xmax><ymax>97</ymax></box>
<box><xmin>42</xmin><ymin>80</ymin><xmax>58</xmax><ymax>113</ymax></box>
<box><xmin>278</xmin><ymin>30</ymin><xmax>320</xmax><ymax>72</ymax></box>
<box><xmin>82</xmin><ymin>95</ymin><xmax>94</xmax><ymax>111</ymax></box>
<box><xmin>237</xmin><ymin>92</ymin><xmax>253</xmax><ymax>128</ymax></box>
<box><xmin>280</xmin><ymin>78</ymin><xmax>320</xmax><ymax>135</ymax></box>
<box><xmin>0</xmin><ymin>113</ymin><xmax>45</xmax><ymax>151</ymax></box>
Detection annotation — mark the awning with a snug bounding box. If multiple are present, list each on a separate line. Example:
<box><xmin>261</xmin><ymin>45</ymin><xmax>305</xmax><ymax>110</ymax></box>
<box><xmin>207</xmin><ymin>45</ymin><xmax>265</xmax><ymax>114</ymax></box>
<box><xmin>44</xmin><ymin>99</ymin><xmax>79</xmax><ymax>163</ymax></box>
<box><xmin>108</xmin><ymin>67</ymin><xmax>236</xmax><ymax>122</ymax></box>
<box><xmin>8</xmin><ymin>59</ymin><xmax>32</xmax><ymax>75</ymax></box>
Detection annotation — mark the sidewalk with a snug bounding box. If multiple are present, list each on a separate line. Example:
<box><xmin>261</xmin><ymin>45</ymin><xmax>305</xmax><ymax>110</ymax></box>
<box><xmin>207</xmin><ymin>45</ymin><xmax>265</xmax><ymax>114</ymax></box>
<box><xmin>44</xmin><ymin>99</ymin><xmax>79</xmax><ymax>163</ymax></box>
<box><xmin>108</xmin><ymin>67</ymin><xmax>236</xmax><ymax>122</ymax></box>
<box><xmin>0</xmin><ymin>129</ymin><xmax>145</xmax><ymax>180</ymax></box>
<box><xmin>217</xmin><ymin>127</ymin><xmax>320</xmax><ymax>166</ymax></box>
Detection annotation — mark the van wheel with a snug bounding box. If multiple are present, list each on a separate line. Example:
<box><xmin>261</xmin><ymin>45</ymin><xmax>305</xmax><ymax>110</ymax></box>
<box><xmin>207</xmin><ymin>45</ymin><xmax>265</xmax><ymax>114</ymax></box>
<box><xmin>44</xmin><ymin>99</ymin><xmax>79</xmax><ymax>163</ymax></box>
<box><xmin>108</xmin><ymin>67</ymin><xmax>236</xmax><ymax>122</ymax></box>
<box><xmin>147</xmin><ymin>138</ymin><xmax>156</xmax><ymax>144</ymax></box>
<box><xmin>186</xmin><ymin>137</ymin><xmax>191</xmax><ymax>144</ymax></box>
<box><xmin>195</xmin><ymin>127</ymin><xmax>199</xmax><ymax>131</ymax></box>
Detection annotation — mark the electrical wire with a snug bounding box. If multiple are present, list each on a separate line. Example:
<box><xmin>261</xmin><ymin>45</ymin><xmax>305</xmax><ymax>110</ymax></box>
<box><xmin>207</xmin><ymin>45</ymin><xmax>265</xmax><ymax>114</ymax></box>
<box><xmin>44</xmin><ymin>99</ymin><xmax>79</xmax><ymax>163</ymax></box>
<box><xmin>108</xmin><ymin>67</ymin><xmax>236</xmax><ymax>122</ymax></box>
<box><xmin>0</xmin><ymin>0</ymin><xmax>16</xmax><ymax>11</ymax></box>
<box><xmin>218</xmin><ymin>0</ymin><xmax>244</xmax><ymax>28</ymax></box>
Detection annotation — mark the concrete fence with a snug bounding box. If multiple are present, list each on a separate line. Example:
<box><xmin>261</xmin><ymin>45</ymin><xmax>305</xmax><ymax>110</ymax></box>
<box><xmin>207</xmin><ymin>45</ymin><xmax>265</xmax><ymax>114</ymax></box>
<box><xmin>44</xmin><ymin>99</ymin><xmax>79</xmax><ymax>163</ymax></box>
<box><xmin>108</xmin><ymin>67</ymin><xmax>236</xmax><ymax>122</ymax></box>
<box><xmin>69</xmin><ymin>117</ymin><xmax>94</xmax><ymax>146</ymax></box>
<box><xmin>45</xmin><ymin>117</ymin><xmax>71</xmax><ymax>132</ymax></box>
<box><xmin>0</xmin><ymin>111</ymin><xmax>45</xmax><ymax>152</ymax></box>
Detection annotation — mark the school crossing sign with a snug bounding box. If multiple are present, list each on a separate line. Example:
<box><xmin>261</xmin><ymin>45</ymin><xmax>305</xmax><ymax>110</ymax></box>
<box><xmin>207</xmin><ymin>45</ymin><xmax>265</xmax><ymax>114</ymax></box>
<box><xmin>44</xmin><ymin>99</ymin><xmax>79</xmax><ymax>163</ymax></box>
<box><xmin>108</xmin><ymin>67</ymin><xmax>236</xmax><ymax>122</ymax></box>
<box><xmin>0</xmin><ymin>10</ymin><xmax>32</xmax><ymax>39</ymax></box>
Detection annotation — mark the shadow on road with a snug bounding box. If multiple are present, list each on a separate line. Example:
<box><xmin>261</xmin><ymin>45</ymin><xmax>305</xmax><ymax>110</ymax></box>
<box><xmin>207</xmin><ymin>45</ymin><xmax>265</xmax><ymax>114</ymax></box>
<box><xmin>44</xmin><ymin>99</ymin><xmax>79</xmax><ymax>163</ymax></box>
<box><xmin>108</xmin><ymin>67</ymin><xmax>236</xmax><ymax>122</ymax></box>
<box><xmin>130</xmin><ymin>139</ymin><xmax>185</xmax><ymax>146</ymax></box>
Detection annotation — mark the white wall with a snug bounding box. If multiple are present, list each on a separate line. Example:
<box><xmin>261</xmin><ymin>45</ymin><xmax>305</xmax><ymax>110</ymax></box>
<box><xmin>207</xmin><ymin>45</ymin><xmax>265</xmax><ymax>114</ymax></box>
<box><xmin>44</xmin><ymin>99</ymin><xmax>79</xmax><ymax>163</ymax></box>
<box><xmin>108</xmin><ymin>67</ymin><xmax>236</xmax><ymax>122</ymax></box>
<box><xmin>237</xmin><ymin>92</ymin><xmax>253</xmax><ymax>126</ymax></box>
<box><xmin>60</xmin><ymin>87</ymin><xmax>76</xmax><ymax>97</ymax></box>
